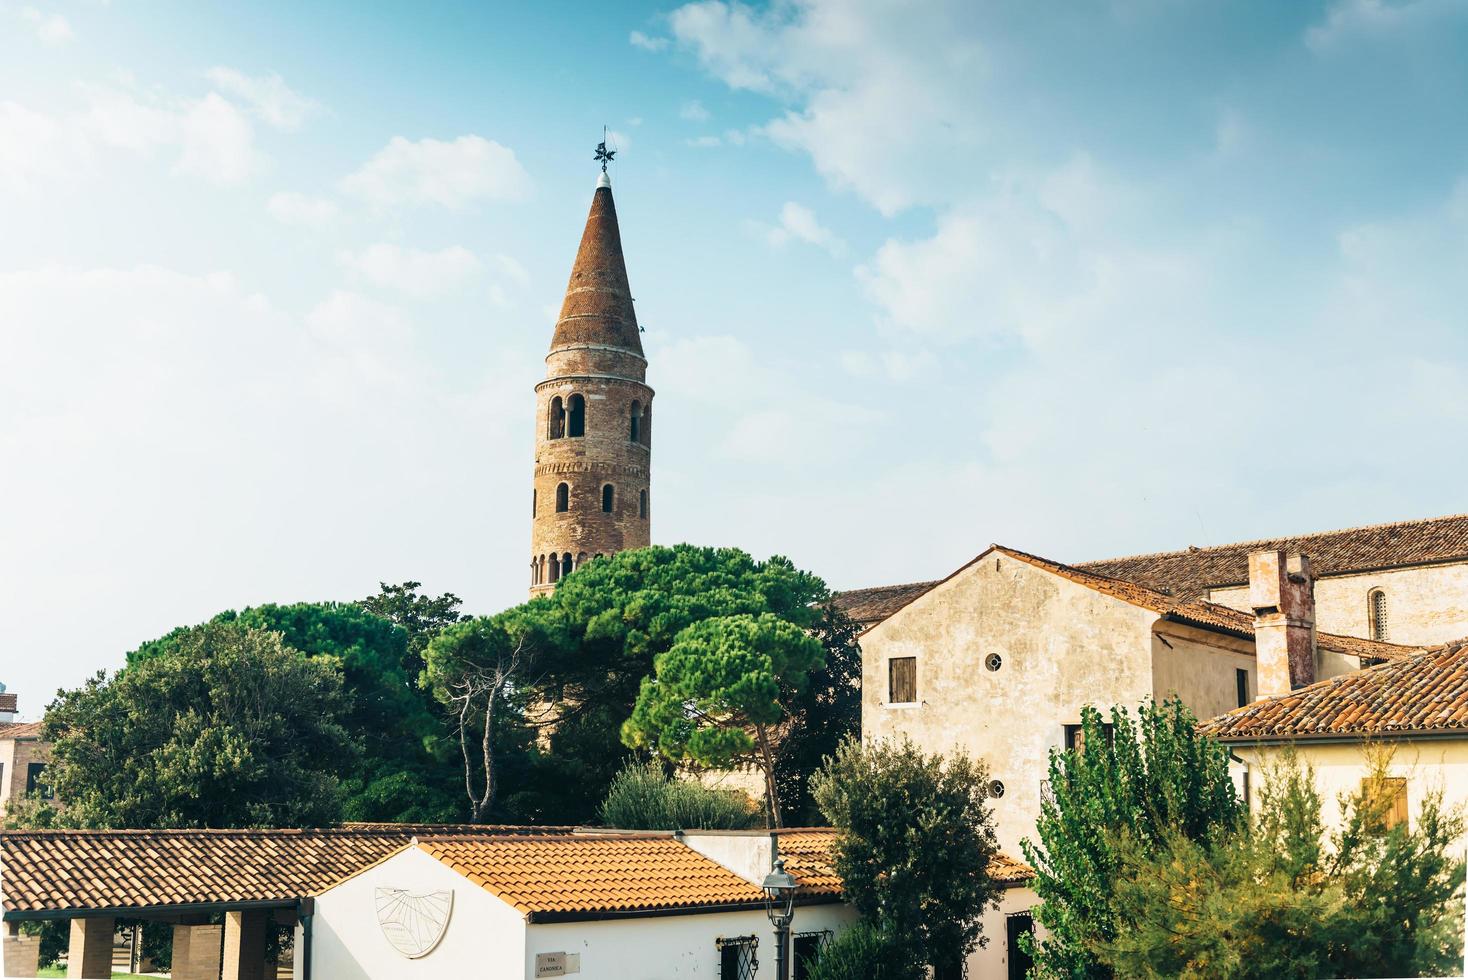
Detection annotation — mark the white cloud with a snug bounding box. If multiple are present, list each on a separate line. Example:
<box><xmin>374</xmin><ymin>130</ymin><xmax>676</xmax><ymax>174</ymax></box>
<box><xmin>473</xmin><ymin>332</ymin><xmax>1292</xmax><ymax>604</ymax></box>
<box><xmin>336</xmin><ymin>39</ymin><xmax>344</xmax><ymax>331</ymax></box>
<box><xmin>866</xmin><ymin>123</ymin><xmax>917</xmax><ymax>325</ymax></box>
<box><xmin>267</xmin><ymin>191</ymin><xmax>339</xmax><ymax>230</ymax></box>
<box><xmin>766</xmin><ymin>201</ymin><xmax>844</xmax><ymax>254</ymax></box>
<box><xmin>680</xmin><ymin>99</ymin><xmax>711</xmax><ymax>122</ymax></box>
<box><xmin>205</xmin><ymin>67</ymin><xmax>320</xmax><ymax>130</ymax></box>
<box><xmin>339</xmin><ymin>243</ymin><xmax>482</xmax><ymax>297</ymax></box>
<box><xmin>0</xmin><ymin>101</ymin><xmax>68</xmax><ymax>193</ymax></box>
<box><xmin>341</xmin><ymin>135</ymin><xmax>532</xmax><ymax>210</ymax></box>
<box><xmin>629</xmin><ymin>30</ymin><xmax>669</xmax><ymax>51</ymax></box>
<box><xmin>174</xmin><ymin>92</ymin><xmax>266</xmax><ymax>184</ymax></box>
<box><xmin>1305</xmin><ymin>0</ymin><xmax>1463</xmax><ymax>51</ymax></box>
<box><xmin>20</xmin><ymin>6</ymin><xmax>73</xmax><ymax>43</ymax></box>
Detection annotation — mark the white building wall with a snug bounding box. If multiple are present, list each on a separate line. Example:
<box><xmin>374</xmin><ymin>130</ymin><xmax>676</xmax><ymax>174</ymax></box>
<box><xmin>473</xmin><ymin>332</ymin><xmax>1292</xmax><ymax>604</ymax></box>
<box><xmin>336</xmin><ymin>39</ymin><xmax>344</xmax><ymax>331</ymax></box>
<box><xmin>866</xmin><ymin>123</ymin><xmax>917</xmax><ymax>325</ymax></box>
<box><xmin>968</xmin><ymin>886</ymin><xmax>1040</xmax><ymax>980</ymax></box>
<box><xmin>524</xmin><ymin>903</ymin><xmax>857</xmax><ymax>980</ymax></box>
<box><xmin>309</xmin><ymin>846</ymin><xmax>526</xmax><ymax>980</ymax></box>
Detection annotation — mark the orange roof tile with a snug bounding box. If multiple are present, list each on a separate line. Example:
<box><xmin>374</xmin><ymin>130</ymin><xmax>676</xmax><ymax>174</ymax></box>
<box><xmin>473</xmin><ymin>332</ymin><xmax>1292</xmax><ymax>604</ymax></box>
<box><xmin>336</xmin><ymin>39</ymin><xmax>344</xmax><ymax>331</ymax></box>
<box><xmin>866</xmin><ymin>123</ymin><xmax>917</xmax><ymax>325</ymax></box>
<box><xmin>0</xmin><ymin>721</ymin><xmax>44</xmax><ymax>740</ymax></box>
<box><xmin>842</xmin><ymin>544</ymin><xmax>1416</xmax><ymax>664</ymax></box>
<box><xmin>1079</xmin><ymin>513</ymin><xmax>1468</xmax><ymax>601</ymax></box>
<box><xmin>1200</xmin><ymin>639</ymin><xmax>1468</xmax><ymax>742</ymax></box>
<box><xmin>417</xmin><ymin>835</ymin><xmax>773</xmax><ymax>919</ymax></box>
<box><xmin>0</xmin><ymin>825</ymin><xmax>571</xmax><ymax>915</ymax></box>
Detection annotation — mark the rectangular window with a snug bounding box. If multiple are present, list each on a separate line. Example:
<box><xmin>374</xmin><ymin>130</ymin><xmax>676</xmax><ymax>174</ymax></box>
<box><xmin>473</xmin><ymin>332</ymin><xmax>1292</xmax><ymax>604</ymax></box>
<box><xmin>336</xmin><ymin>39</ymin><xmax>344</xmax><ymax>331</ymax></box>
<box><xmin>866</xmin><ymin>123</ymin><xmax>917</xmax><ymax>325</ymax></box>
<box><xmin>1063</xmin><ymin>723</ymin><xmax>1114</xmax><ymax>752</ymax></box>
<box><xmin>888</xmin><ymin>657</ymin><xmax>917</xmax><ymax>704</ymax></box>
<box><xmin>1006</xmin><ymin>912</ymin><xmax>1035</xmax><ymax>980</ymax></box>
<box><xmin>1235</xmin><ymin>667</ymin><xmax>1250</xmax><ymax>708</ymax></box>
<box><xmin>716</xmin><ymin>936</ymin><xmax>758</xmax><ymax>980</ymax></box>
<box><xmin>25</xmin><ymin>763</ymin><xmax>51</xmax><ymax>800</ymax></box>
<box><xmin>793</xmin><ymin>931</ymin><xmax>831</xmax><ymax>980</ymax></box>
<box><xmin>1364</xmin><ymin>776</ymin><xmax>1408</xmax><ymax>830</ymax></box>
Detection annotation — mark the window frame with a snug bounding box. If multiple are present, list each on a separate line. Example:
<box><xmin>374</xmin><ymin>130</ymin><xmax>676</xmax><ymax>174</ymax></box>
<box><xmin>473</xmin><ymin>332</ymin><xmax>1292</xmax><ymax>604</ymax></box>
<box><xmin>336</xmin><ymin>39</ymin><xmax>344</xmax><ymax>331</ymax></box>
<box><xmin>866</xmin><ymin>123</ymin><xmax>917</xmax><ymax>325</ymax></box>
<box><xmin>716</xmin><ymin>934</ymin><xmax>759</xmax><ymax>980</ymax></box>
<box><xmin>1063</xmin><ymin>722</ymin><xmax>1115</xmax><ymax>752</ymax></box>
<box><xmin>1235</xmin><ymin>667</ymin><xmax>1250</xmax><ymax>708</ymax></box>
<box><xmin>887</xmin><ymin>656</ymin><xmax>918</xmax><ymax>705</ymax></box>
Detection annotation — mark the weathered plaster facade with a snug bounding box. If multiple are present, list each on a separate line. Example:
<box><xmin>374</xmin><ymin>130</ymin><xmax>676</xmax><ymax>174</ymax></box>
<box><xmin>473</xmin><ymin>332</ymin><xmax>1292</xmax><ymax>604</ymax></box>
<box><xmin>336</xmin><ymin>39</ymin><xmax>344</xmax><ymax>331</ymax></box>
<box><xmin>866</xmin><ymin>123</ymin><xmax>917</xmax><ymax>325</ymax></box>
<box><xmin>859</xmin><ymin>549</ymin><xmax>1261</xmax><ymax>858</ymax></box>
<box><xmin>528</xmin><ymin>174</ymin><xmax>652</xmax><ymax>596</ymax></box>
<box><xmin>1209</xmin><ymin>561</ymin><xmax>1468</xmax><ymax>646</ymax></box>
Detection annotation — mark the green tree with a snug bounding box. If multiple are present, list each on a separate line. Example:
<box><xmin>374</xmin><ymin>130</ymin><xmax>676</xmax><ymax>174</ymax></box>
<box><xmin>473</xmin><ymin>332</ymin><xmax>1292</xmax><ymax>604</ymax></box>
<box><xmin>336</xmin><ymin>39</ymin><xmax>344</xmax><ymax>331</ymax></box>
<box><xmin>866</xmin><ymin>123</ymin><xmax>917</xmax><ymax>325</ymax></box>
<box><xmin>805</xmin><ymin>922</ymin><xmax>918</xmax><ymax>980</ymax></box>
<box><xmin>773</xmin><ymin>601</ymin><xmax>863</xmax><ymax>825</ymax></box>
<box><xmin>357</xmin><ymin>580</ymin><xmax>469</xmax><ymax>682</ymax></box>
<box><xmin>622</xmin><ymin>612</ymin><xmax>824</xmax><ymax>826</ymax></box>
<box><xmin>597</xmin><ymin>761</ymin><xmax>761</xmax><ymax>830</ymax></box>
<box><xmin>1097</xmin><ymin>749</ymin><xmax>1466</xmax><ymax>979</ymax></box>
<box><xmin>132</xmin><ymin>601</ymin><xmax>460</xmax><ymax>822</ymax></box>
<box><xmin>485</xmin><ymin>545</ymin><xmax>833</xmax><ymax>823</ymax></box>
<box><xmin>44</xmin><ymin>623</ymin><xmax>354</xmax><ymax>827</ymax></box>
<box><xmin>810</xmin><ymin>735</ymin><xmax>1001</xmax><ymax>978</ymax></box>
<box><xmin>1020</xmin><ymin>698</ymin><xmax>1244</xmax><ymax>980</ymax></box>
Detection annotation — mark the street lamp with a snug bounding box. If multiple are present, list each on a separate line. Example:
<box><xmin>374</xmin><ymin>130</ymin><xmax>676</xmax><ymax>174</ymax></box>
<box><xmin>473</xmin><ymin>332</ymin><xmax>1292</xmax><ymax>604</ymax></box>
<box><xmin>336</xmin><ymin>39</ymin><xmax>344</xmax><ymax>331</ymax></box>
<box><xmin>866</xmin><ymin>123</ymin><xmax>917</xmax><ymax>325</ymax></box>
<box><xmin>762</xmin><ymin>854</ymin><xmax>799</xmax><ymax>980</ymax></box>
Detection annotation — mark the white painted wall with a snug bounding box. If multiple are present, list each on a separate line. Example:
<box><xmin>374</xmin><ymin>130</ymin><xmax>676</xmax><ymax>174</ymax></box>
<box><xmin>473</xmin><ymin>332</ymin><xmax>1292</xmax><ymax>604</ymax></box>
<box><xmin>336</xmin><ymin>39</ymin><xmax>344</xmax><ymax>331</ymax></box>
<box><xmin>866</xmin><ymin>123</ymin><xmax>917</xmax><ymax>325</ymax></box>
<box><xmin>679</xmin><ymin>832</ymin><xmax>772</xmax><ymax>885</ymax></box>
<box><xmin>309</xmin><ymin>846</ymin><xmax>526</xmax><ymax>980</ymax></box>
<box><xmin>968</xmin><ymin>886</ymin><xmax>1040</xmax><ymax>980</ymax></box>
<box><xmin>524</xmin><ymin>903</ymin><xmax>857</xmax><ymax>980</ymax></box>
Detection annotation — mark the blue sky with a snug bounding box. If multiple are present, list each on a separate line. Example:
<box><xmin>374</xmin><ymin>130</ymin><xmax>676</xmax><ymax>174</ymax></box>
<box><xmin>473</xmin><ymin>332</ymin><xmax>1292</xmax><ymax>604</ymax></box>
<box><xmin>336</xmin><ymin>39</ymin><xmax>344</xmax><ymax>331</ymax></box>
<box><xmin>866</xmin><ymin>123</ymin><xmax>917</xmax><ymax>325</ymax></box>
<box><xmin>3</xmin><ymin>0</ymin><xmax>1467</xmax><ymax>710</ymax></box>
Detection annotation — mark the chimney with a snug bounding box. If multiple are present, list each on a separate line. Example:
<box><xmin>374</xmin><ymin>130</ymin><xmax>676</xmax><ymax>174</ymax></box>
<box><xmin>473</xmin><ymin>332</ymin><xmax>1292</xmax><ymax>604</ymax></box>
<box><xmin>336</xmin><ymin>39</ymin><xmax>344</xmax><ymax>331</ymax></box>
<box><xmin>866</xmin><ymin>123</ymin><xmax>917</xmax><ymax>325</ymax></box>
<box><xmin>0</xmin><ymin>682</ymin><xmax>16</xmax><ymax>724</ymax></box>
<box><xmin>1248</xmin><ymin>550</ymin><xmax>1317</xmax><ymax>698</ymax></box>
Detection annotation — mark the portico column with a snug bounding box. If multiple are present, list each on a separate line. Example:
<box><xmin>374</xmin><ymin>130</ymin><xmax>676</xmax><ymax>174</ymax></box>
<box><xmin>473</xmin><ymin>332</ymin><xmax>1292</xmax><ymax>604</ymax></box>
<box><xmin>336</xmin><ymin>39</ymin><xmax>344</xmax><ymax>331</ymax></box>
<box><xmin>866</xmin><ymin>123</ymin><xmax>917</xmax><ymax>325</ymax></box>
<box><xmin>66</xmin><ymin>916</ymin><xmax>114</xmax><ymax>979</ymax></box>
<box><xmin>222</xmin><ymin>909</ymin><xmax>268</xmax><ymax>980</ymax></box>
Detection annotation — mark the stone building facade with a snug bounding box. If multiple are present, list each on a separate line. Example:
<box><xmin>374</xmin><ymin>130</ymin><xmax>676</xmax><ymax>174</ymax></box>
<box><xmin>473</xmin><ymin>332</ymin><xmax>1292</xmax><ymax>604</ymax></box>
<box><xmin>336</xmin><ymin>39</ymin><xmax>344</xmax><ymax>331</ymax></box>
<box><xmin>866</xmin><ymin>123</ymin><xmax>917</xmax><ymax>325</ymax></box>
<box><xmin>529</xmin><ymin>171</ymin><xmax>652</xmax><ymax>596</ymax></box>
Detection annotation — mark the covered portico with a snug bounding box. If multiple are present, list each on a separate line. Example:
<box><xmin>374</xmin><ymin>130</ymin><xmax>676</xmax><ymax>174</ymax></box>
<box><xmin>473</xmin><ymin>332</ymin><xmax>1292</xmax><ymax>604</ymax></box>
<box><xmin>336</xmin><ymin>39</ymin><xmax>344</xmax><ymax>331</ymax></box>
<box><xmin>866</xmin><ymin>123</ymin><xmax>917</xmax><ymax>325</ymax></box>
<box><xmin>0</xmin><ymin>826</ymin><xmax>541</xmax><ymax>979</ymax></box>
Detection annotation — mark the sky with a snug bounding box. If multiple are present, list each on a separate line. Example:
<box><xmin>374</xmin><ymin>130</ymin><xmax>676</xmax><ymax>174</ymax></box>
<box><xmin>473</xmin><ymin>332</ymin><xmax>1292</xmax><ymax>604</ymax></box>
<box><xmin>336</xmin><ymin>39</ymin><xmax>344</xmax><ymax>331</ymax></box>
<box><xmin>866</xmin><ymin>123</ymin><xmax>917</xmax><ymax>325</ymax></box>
<box><xmin>2</xmin><ymin>0</ymin><xmax>1467</xmax><ymax>714</ymax></box>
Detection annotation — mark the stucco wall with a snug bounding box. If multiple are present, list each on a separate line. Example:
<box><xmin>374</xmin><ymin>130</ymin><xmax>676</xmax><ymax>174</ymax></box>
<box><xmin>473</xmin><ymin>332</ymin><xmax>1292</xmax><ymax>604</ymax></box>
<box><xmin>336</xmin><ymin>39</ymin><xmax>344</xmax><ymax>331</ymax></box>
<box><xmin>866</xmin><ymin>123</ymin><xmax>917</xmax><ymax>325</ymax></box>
<box><xmin>1231</xmin><ymin>738</ymin><xmax>1468</xmax><ymax>843</ymax></box>
<box><xmin>1209</xmin><ymin>562</ymin><xmax>1468</xmax><ymax>646</ymax></box>
<box><xmin>967</xmin><ymin>885</ymin><xmax>1040</xmax><ymax>980</ymax></box>
<box><xmin>309</xmin><ymin>846</ymin><xmax>525</xmax><ymax>980</ymax></box>
<box><xmin>1150</xmin><ymin>624</ymin><xmax>1256</xmax><ymax>720</ymax></box>
<box><xmin>860</xmin><ymin>554</ymin><xmax>1162</xmax><ymax>856</ymax></box>
<box><xmin>0</xmin><ymin>736</ymin><xmax>51</xmax><ymax>818</ymax></box>
<box><xmin>524</xmin><ymin>903</ymin><xmax>857</xmax><ymax>980</ymax></box>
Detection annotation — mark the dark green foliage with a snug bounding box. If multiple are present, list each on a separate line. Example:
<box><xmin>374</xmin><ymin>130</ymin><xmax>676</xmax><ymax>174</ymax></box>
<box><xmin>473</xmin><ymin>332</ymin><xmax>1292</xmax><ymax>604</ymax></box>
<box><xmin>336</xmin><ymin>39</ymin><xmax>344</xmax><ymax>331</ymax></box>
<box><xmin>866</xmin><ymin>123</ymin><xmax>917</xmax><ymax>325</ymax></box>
<box><xmin>357</xmin><ymin>580</ymin><xmax>470</xmax><ymax>683</ymax></box>
<box><xmin>1021</xmin><ymin>698</ymin><xmax>1243</xmax><ymax>980</ymax></box>
<box><xmin>773</xmin><ymin>601</ymin><xmax>863</xmax><ymax>825</ymax></box>
<box><xmin>804</xmin><ymin>922</ymin><xmax>920</xmax><ymax>980</ymax></box>
<box><xmin>1097</xmin><ymin>749</ymin><xmax>1466</xmax><ymax>979</ymax></box>
<box><xmin>44</xmin><ymin>623</ymin><xmax>354</xmax><ymax>827</ymax></box>
<box><xmin>811</xmin><ymin>736</ymin><xmax>1000</xmax><ymax>976</ymax></box>
<box><xmin>597</xmin><ymin>761</ymin><xmax>762</xmax><ymax>830</ymax></box>
<box><xmin>622</xmin><ymin>612</ymin><xmax>825</xmax><ymax>825</ymax></box>
<box><xmin>132</xmin><ymin>601</ymin><xmax>460</xmax><ymax>823</ymax></box>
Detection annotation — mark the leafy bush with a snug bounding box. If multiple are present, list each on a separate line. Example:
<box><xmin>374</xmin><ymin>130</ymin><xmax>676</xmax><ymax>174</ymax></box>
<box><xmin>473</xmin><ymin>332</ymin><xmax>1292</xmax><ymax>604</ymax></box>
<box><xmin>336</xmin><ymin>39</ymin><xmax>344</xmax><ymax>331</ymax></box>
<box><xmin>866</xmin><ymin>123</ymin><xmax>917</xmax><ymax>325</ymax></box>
<box><xmin>597</xmin><ymin>761</ymin><xmax>762</xmax><ymax>830</ymax></box>
<box><xmin>804</xmin><ymin>922</ymin><xmax>920</xmax><ymax>980</ymax></box>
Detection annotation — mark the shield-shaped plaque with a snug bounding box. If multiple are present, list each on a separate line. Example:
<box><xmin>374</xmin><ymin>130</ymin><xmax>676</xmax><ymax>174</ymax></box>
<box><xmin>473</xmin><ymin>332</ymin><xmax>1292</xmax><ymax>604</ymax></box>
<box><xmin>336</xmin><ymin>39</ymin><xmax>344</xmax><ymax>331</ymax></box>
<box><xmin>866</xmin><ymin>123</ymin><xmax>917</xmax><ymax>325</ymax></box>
<box><xmin>375</xmin><ymin>887</ymin><xmax>453</xmax><ymax>958</ymax></box>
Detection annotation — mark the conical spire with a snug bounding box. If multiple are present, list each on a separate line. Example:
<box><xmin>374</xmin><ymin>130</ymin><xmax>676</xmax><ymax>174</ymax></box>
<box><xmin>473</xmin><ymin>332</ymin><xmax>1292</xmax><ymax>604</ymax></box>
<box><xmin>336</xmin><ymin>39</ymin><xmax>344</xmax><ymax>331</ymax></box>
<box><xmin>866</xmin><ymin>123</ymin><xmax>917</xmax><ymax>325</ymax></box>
<box><xmin>550</xmin><ymin>175</ymin><xmax>644</xmax><ymax>357</ymax></box>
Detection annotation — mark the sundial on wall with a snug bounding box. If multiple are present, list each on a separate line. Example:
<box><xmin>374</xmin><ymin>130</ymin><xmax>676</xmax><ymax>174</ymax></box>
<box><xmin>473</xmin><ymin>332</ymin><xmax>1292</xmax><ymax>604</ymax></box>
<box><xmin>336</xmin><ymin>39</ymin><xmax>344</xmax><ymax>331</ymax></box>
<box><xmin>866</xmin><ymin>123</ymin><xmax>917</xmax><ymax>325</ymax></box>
<box><xmin>375</xmin><ymin>887</ymin><xmax>453</xmax><ymax>959</ymax></box>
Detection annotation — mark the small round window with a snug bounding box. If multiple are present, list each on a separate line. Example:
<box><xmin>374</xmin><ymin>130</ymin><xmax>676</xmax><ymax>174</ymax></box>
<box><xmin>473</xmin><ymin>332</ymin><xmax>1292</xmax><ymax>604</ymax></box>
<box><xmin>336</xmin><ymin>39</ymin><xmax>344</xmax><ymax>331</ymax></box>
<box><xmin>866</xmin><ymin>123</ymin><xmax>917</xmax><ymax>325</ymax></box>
<box><xmin>988</xmin><ymin>780</ymin><xmax>1005</xmax><ymax>799</ymax></box>
<box><xmin>984</xmin><ymin>652</ymin><xmax>1002</xmax><ymax>672</ymax></box>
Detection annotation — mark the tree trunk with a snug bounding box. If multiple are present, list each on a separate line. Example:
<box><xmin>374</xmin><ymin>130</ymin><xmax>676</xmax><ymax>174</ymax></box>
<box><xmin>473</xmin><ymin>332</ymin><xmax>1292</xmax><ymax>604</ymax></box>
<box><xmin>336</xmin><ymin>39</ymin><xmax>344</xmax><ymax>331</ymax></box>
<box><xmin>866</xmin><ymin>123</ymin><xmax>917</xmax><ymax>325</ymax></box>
<box><xmin>756</xmin><ymin>723</ymin><xmax>783</xmax><ymax>828</ymax></box>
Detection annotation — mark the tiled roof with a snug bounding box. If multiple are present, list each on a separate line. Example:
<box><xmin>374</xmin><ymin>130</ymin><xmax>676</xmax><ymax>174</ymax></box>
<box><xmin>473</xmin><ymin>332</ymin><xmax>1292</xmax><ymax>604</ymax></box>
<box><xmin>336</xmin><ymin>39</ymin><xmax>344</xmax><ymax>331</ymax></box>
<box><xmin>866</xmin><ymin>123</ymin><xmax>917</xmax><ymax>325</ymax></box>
<box><xmin>0</xmin><ymin>721</ymin><xmax>44</xmax><ymax>740</ymax></box>
<box><xmin>417</xmin><ymin>835</ymin><xmax>774</xmax><ymax>919</ymax></box>
<box><xmin>0</xmin><ymin>825</ymin><xmax>571</xmax><ymax>915</ymax></box>
<box><xmin>989</xmin><ymin>851</ymin><xmax>1037</xmax><ymax>884</ymax></box>
<box><xmin>776</xmin><ymin>829</ymin><xmax>1033</xmax><ymax>889</ymax></box>
<box><xmin>1078</xmin><ymin>513</ymin><xmax>1468</xmax><ymax>601</ymax></box>
<box><xmin>1200</xmin><ymin>639</ymin><xmax>1468</xmax><ymax>742</ymax></box>
<box><xmin>831</xmin><ymin>581</ymin><xmax>941</xmax><ymax>625</ymax></box>
<box><xmin>845</xmin><ymin>544</ymin><xmax>1415</xmax><ymax>663</ymax></box>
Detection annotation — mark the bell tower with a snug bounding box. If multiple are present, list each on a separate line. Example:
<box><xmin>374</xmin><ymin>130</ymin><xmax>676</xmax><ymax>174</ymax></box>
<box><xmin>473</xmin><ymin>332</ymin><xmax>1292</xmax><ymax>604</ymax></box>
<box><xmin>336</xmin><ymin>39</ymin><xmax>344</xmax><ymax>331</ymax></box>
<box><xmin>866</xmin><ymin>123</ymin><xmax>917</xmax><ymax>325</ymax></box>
<box><xmin>529</xmin><ymin>160</ymin><xmax>652</xmax><ymax>595</ymax></box>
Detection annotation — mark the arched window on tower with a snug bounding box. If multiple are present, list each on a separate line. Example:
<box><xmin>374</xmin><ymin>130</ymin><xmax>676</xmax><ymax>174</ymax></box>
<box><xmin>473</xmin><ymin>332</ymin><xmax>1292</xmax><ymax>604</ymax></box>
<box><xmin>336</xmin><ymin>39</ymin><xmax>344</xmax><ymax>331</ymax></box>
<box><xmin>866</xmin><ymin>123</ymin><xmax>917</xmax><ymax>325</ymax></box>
<box><xmin>1369</xmin><ymin>589</ymin><xmax>1389</xmax><ymax>641</ymax></box>
<box><xmin>562</xmin><ymin>552</ymin><xmax>573</xmax><ymax>575</ymax></box>
<box><xmin>602</xmin><ymin>484</ymin><xmax>614</xmax><ymax>513</ymax></box>
<box><xmin>530</xmin><ymin>558</ymin><xmax>537</xmax><ymax>587</ymax></box>
<box><xmin>548</xmin><ymin>396</ymin><xmax>565</xmax><ymax>439</ymax></box>
<box><xmin>556</xmin><ymin>483</ymin><xmax>569</xmax><ymax>512</ymax></box>
<box><xmin>567</xmin><ymin>394</ymin><xmax>585</xmax><ymax>438</ymax></box>
<box><xmin>531</xmin><ymin>489</ymin><xmax>536</xmax><ymax>517</ymax></box>
<box><xmin>548</xmin><ymin>554</ymin><xmax>561</xmax><ymax>583</ymax></box>
<box><xmin>639</xmin><ymin>488</ymin><xmax>648</xmax><ymax>519</ymax></box>
<box><xmin>629</xmin><ymin>401</ymin><xmax>641</xmax><ymax>442</ymax></box>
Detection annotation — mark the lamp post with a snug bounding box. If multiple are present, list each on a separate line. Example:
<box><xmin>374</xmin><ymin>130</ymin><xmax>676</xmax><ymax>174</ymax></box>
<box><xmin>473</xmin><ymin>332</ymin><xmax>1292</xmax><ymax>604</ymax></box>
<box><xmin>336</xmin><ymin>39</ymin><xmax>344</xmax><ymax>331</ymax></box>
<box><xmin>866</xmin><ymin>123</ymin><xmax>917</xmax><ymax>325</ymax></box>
<box><xmin>762</xmin><ymin>855</ymin><xmax>799</xmax><ymax>980</ymax></box>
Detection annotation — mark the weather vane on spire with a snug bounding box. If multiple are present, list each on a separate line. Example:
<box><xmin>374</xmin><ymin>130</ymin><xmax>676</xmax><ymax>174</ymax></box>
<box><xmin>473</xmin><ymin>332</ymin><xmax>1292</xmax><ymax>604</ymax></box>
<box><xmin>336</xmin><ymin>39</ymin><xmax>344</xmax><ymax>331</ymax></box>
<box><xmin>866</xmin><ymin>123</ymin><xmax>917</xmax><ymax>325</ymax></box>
<box><xmin>594</xmin><ymin>126</ymin><xmax>615</xmax><ymax>173</ymax></box>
